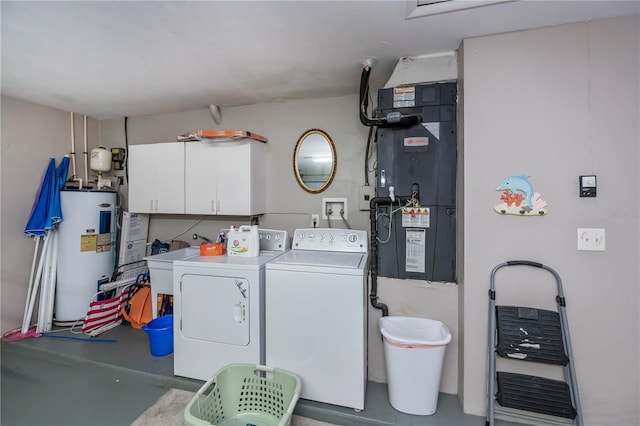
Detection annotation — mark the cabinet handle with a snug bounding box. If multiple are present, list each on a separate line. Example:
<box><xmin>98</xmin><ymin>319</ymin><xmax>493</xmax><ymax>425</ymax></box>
<box><xmin>211</xmin><ymin>200</ymin><xmax>215</xmax><ymax>213</ymax></box>
<box><xmin>217</xmin><ymin>200</ymin><xmax>221</xmax><ymax>213</ymax></box>
<box><xmin>154</xmin><ymin>200</ymin><xmax>158</xmax><ymax>211</ymax></box>
<box><xmin>150</xmin><ymin>200</ymin><xmax>154</xmax><ymax>211</ymax></box>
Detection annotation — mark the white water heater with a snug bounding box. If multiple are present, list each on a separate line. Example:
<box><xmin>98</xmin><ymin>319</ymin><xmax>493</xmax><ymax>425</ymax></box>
<box><xmin>55</xmin><ymin>189</ymin><xmax>117</xmax><ymax>323</ymax></box>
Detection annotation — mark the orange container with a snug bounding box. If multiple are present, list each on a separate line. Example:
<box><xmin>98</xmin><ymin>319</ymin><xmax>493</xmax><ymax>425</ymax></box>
<box><xmin>200</xmin><ymin>243</ymin><xmax>225</xmax><ymax>256</ymax></box>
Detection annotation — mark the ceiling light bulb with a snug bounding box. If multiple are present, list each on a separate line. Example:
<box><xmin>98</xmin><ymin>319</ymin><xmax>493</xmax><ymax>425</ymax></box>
<box><xmin>209</xmin><ymin>104</ymin><xmax>222</xmax><ymax>125</ymax></box>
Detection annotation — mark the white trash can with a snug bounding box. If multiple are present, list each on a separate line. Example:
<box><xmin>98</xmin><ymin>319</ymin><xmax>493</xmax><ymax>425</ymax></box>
<box><xmin>379</xmin><ymin>316</ymin><xmax>452</xmax><ymax>415</ymax></box>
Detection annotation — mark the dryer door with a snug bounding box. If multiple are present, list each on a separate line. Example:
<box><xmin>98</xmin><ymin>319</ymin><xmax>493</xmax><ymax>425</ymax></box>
<box><xmin>179</xmin><ymin>274</ymin><xmax>249</xmax><ymax>346</ymax></box>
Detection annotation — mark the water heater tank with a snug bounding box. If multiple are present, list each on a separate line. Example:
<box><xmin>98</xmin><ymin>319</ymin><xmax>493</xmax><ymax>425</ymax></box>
<box><xmin>90</xmin><ymin>147</ymin><xmax>112</xmax><ymax>172</ymax></box>
<box><xmin>56</xmin><ymin>189</ymin><xmax>116</xmax><ymax>323</ymax></box>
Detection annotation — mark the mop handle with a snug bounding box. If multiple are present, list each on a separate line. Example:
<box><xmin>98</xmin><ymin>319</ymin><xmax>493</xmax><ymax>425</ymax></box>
<box><xmin>41</xmin><ymin>334</ymin><xmax>117</xmax><ymax>343</ymax></box>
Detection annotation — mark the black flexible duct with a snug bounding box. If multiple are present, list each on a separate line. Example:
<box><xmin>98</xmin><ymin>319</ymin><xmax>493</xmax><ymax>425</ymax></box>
<box><xmin>359</xmin><ymin>66</ymin><xmax>422</xmax><ymax>128</ymax></box>
<box><xmin>369</xmin><ymin>195</ymin><xmax>412</xmax><ymax>317</ymax></box>
<box><xmin>359</xmin><ymin>66</ymin><xmax>382</xmax><ymax>127</ymax></box>
<box><xmin>364</xmin><ymin>126</ymin><xmax>374</xmax><ymax>185</ymax></box>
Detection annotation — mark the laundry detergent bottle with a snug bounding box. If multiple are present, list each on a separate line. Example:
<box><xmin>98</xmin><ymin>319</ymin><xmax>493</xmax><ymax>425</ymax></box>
<box><xmin>226</xmin><ymin>225</ymin><xmax>260</xmax><ymax>257</ymax></box>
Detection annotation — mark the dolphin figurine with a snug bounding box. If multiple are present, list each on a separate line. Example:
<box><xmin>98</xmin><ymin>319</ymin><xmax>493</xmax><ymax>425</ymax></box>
<box><xmin>496</xmin><ymin>175</ymin><xmax>533</xmax><ymax>208</ymax></box>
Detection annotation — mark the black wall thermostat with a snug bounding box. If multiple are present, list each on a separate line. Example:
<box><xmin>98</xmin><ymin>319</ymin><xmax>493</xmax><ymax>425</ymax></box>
<box><xmin>579</xmin><ymin>175</ymin><xmax>597</xmax><ymax>197</ymax></box>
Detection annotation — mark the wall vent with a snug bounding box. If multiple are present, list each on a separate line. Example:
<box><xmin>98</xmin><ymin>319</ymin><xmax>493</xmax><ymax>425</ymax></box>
<box><xmin>417</xmin><ymin>0</ymin><xmax>452</xmax><ymax>6</ymax></box>
<box><xmin>406</xmin><ymin>0</ymin><xmax>515</xmax><ymax>19</ymax></box>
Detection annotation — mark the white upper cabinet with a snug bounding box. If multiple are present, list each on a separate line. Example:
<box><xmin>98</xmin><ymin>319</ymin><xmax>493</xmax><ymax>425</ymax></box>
<box><xmin>128</xmin><ymin>142</ymin><xmax>185</xmax><ymax>214</ymax></box>
<box><xmin>129</xmin><ymin>139</ymin><xmax>265</xmax><ymax>216</ymax></box>
<box><xmin>185</xmin><ymin>140</ymin><xmax>265</xmax><ymax>216</ymax></box>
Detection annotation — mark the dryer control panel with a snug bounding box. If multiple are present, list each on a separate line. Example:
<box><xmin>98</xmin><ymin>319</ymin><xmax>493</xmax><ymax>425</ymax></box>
<box><xmin>292</xmin><ymin>228</ymin><xmax>368</xmax><ymax>253</ymax></box>
<box><xmin>221</xmin><ymin>228</ymin><xmax>289</xmax><ymax>251</ymax></box>
<box><xmin>257</xmin><ymin>229</ymin><xmax>289</xmax><ymax>251</ymax></box>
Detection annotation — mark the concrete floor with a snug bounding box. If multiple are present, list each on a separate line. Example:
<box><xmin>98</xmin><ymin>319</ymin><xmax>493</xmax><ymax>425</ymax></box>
<box><xmin>1</xmin><ymin>324</ymin><xmax>520</xmax><ymax>426</ymax></box>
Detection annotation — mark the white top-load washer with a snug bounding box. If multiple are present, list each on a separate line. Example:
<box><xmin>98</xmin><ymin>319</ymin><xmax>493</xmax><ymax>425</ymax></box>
<box><xmin>172</xmin><ymin>229</ymin><xmax>288</xmax><ymax>381</ymax></box>
<box><xmin>265</xmin><ymin>228</ymin><xmax>368</xmax><ymax>410</ymax></box>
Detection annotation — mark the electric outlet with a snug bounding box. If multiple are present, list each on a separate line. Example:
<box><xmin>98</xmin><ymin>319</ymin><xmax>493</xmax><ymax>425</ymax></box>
<box><xmin>311</xmin><ymin>214</ymin><xmax>320</xmax><ymax>228</ymax></box>
<box><xmin>322</xmin><ymin>198</ymin><xmax>347</xmax><ymax>220</ymax></box>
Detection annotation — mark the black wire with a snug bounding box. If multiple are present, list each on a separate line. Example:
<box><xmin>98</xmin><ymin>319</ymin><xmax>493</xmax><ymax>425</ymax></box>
<box><xmin>364</xmin><ymin>125</ymin><xmax>374</xmax><ymax>185</ymax></box>
<box><xmin>124</xmin><ymin>116</ymin><xmax>129</xmax><ymax>183</ymax></box>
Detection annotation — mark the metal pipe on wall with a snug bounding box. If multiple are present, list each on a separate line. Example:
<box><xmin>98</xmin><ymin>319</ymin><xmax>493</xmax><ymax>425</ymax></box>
<box><xmin>69</xmin><ymin>112</ymin><xmax>77</xmax><ymax>179</ymax></box>
<box><xmin>83</xmin><ymin>115</ymin><xmax>89</xmax><ymax>183</ymax></box>
<box><xmin>368</xmin><ymin>194</ymin><xmax>412</xmax><ymax>317</ymax></box>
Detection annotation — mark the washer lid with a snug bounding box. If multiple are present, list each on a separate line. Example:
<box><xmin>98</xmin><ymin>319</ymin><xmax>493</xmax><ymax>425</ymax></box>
<box><xmin>268</xmin><ymin>250</ymin><xmax>366</xmax><ymax>269</ymax></box>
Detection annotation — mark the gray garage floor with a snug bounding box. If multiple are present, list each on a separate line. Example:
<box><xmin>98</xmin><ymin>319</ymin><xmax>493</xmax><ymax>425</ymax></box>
<box><xmin>1</xmin><ymin>325</ymin><xmax>520</xmax><ymax>426</ymax></box>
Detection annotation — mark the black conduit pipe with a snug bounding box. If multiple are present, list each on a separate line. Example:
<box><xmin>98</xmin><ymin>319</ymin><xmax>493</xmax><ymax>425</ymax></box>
<box><xmin>360</xmin><ymin>66</ymin><xmax>422</xmax><ymax>128</ymax></box>
<box><xmin>360</xmin><ymin>66</ymin><xmax>383</xmax><ymax>127</ymax></box>
<box><xmin>364</xmin><ymin>125</ymin><xmax>374</xmax><ymax>185</ymax></box>
<box><xmin>369</xmin><ymin>195</ymin><xmax>412</xmax><ymax>317</ymax></box>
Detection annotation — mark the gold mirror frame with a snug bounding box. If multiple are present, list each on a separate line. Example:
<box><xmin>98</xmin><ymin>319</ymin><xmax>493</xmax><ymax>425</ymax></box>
<box><xmin>293</xmin><ymin>129</ymin><xmax>337</xmax><ymax>194</ymax></box>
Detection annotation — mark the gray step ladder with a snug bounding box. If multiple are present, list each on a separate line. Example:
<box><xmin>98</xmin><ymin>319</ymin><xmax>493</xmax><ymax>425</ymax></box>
<box><xmin>486</xmin><ymin>261</ymin><xmax>583</xmax><ymax>426</ymax></box>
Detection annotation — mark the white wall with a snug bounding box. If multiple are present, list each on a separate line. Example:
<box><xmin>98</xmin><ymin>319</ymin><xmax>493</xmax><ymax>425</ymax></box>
<box><xmin>0</xmin><ymin>96</ymin><xmax>100</xmax><ymax>331</ymax></box>
<box><xmin>461</xmin><ymin>15</ymin><xmax>639</xmax><ymax>425</ymax></box>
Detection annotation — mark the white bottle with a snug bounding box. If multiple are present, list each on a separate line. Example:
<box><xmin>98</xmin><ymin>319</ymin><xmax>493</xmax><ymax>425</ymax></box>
<box><xmin>227</xmin><ymin>225</ymin><xmax>259</xmax><ymax>257</ymax></box>
<box><xmin>250</xmin><ymin>224</ymin><xmax>260</xmax><ymax>255</ymax></box>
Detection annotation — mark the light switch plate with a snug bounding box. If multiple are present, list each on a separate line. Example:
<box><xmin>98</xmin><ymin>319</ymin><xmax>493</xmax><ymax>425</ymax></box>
<box><xmin>577</xmin><ymin>228</ymin><xmax>605</xmax><ymax>251</ymax></box>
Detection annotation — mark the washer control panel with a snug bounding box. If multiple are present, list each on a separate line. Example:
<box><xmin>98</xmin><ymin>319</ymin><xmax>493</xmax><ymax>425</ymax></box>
<box><xmin>292</xmin><ymin>228</ymin><xmax>368</xmax><ymax>253</ymax></box>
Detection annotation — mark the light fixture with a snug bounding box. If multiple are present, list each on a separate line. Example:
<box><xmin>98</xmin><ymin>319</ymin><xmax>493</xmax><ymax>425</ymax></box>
<box><xmin>208</xmin><ymin>104</ymin><xmax>222</xmax><ymax>125</ymax></box>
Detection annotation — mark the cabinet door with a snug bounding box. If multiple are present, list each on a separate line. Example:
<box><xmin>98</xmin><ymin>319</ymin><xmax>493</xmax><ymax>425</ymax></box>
<box><xmin>128</xmin><ymin>143</ymin><xmax>184</xmax><ymax>214</ymax></box>
<box><xmin>128</xmin><ymin>144</ymin><xmax>157</xmax><ymax>213</ymax></box>
<box><xmin>154</xmin><ymin>142</ymin><xmax>185</xmax><ymax>214</ymax></box>
<box><xmin>215</xmin><ymin>141</ymin><xmax>254</xmax><ymax>215</ymax></box>
<box><xmin>185</xmin><ymin>142</ymin><xmax>218</xmax><ymax>214</ymax></box>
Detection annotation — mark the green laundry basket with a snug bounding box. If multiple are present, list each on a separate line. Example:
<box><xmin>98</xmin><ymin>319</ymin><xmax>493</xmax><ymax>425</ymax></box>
<box><xmin>184</xmin><ymin>364</ymin><xmax>302</xmax><ymax>426</ymax></box>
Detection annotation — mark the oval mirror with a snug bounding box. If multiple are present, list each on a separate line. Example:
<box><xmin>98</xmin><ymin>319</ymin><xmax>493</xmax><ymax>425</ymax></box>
<box><xmin>293</xmin><ymin>129</ymin><xmax>337</xmax><ymax>193</ymax></box>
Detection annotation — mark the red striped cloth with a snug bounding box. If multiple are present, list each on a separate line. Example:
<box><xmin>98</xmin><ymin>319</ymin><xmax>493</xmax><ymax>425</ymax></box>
<box><xmin>82</xmin><ymin>286</ymin><xmax>131</xmax><ymax>334</ymax></box>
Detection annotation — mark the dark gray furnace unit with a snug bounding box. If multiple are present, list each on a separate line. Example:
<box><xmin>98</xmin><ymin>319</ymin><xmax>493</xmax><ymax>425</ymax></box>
<box><xmin>375</xmin><ymin>82</ymin><xmax>457</xmax><ymax>282</ymax></box>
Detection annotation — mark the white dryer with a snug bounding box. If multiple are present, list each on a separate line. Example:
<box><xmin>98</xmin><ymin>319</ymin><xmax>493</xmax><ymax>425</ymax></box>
<box><xmin>266</xmin><ymin>228</ymin><xmax>369</xmax><ymax>410</ymax></box>
<box><xmin>172</xmin><ymin>229</ymin><xmax>288</xmax><ymax>381</ymax></box>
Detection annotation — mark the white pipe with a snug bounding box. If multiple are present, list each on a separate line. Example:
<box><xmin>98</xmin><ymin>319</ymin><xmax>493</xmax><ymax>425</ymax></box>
<box><xmin>83</xmin><ymin>115</ymin><xmax>89</xmax><ymax>183</ymax></box>
<box><xmin>21</xmin><ymin>236</ymin><xmax>42</xmax><ymax>332</ymax></box>
<box><xmin>37</xmin><ymin>231</ymin><xmax>58</xmax><ymax>333</ymax></box>
<box><xmin>22</xmin><ymin>233</ymin><xmax>50</xmax><ymax>334</ymax></box>
<box><xmin>44</xmin><ymin>231</ymin><xmax>59</xmax><ymax>331</ymax></box>
<box><xmin>36</xmin><ymin>232</ymin><xmax>55</xmax><ymax>333</ymax></box>
<box><xmin>68</xmin><ymin>112</ymin><xmax>84</xmax><ymax>189</ymax></box>
<box><xmin>70</xmin><ymin>112</ymin><xmax>77</xmax><ymax>178</ymax></box>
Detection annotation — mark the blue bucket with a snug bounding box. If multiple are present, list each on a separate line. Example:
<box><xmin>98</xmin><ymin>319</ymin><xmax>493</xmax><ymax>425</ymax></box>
<box><xmin>141</xmin><ymin>315</ymin><xmax>173</xmax><ymax>356</ymax></box>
